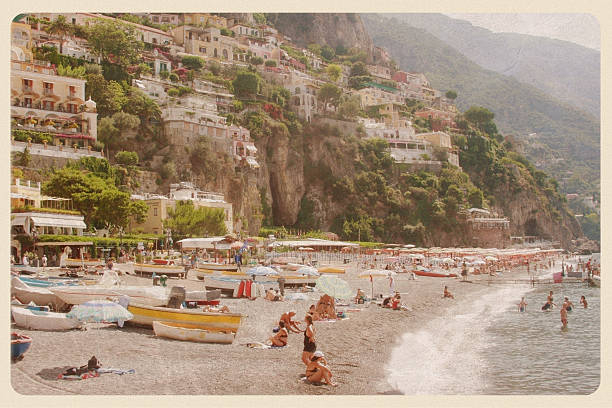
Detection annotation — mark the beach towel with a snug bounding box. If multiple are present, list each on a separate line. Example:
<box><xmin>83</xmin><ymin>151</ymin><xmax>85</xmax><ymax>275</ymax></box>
<box><xmin>244</xmin><ymin>342</ymin><xmax>286</xmax><ymax>350</ymax></box>
<box><xmin>58</xmin><ymin>371</ymin><xmax>100</xmax><ymax>380</ymax></box>
<box><xmin>97</xmin><ymin>368</ymin><xmax>135</xmax><ymax>375</ymax></box>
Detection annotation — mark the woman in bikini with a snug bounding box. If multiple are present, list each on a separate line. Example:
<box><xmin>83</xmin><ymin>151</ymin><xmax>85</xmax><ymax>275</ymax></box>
<box><xmin>305</xmin><ymin>351</ymin><xmax>337</xmax><ymax>387</ymax></box>
<box><xmin>302</xmin><ymin>315</ymin><xmax>316</xmax><ymax>365</ymax></box>
<box><xmin>268</xmin><ymin>321</ymin><xmax>288</xmax><ymax>347</ymax></box>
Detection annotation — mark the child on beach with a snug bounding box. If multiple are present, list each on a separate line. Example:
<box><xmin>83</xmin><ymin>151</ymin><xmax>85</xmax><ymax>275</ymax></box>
<box><xmin>518</xmin><ymin>297</ymin><xmax>527</xmax><ymax>312</ymax></box>
<box><xmin>580</xmin><ymin>296</ymin><xmax>588</xmax><ymax>309</ymax></box>
<box><xmin>305</xmin><ymin>351</ymin><xmax>337</xmax><ymax>387</ymax></box>
<box><xmin>268</xmin><ymin>321</ymin><xmax>288</xmax><ymax>347</ymax></box>
<box><xmin>443</xmin><ymin>286</ymin><xmax>454</xmax><ymax>299</ymax></box>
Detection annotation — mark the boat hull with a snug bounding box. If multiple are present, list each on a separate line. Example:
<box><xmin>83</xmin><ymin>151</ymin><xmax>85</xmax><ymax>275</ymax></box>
<box><xmin>196</xmin><ymin>263</ymin><xmax>238</xmax><ymax>272</ymax></box>
<box><xmin>11</xmin><ymin>333</ymin><xmax>32</xmax><ymax>360</ymax></box>
<box><xmin>318</xmin><ymin>267</ymin><xmax>345</xmax><ymax>274</ymax></box>
<box><xmin>133</xmin><ymin>263</ymin><xmax>185</xmax><ymax>277</ymax></box>
<box><xmin>413</xmin><ymin>270</ymin><xmax>458</xmax><ymax>278</ymax></box>
<box><xmin>127</xmin><ymin>302</ymin><xmax>242</xmax><ymax>330</ymax></box>
<box><xmin>49</xmin><ymin>286</ymin><xmax>169</xmax><ymax>306</ymax></box>
<box><xmin>11</xmin><ymin>306</ymin><xmax>82</xmax><ymax>330</ymax></box>
<box><xmin>153</xmin><ymin>321</ymin><xmax>235</xmax><ymax>344</ymax></box>
<box><xmin>11</xmin><ymin>277</ymin><xmax>67</xmax><ymax>311</ymax></box>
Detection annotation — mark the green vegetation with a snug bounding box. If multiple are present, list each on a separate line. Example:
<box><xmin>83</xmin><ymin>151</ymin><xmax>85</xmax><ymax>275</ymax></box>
<box><xmin>164</xmin><ymin>200</ymin><xmax>227</xmax><ymax>238</ymax></box>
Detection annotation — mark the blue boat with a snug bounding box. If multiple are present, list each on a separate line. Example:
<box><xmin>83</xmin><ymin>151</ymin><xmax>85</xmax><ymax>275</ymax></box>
<box><xmin>11</xmin><ymin>333</ymin><xmax>32</xmax><ymax>361</ymax></box>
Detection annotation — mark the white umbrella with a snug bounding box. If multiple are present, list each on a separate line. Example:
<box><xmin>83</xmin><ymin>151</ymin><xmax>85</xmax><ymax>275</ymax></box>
<box><xmin>315</xmin><ymin>275</ymin><xmax>352</xmax><ymax>300</ymax></box>
<box><xmin>485</xmin><ymin>256</ymin><xmax>498</xmax><ymax>261</ymax></box>
<box><xmin>442</xmin><ymin>257</ymin><xmax>454</xmax><ymax>263</ymax></box>
<box><xmin>67</xmin><ymin>300</ymin><xmax>133</xmax><ymax>323</ymax></box>
<box><xmin>296</xmin><ymin>266</ymin><xmax>320</xmax><ymax>276</ymax></box>
<box><xmin>246</xmin><ymin>266</ymin><xmax>279</xmax><ymax>276</ymax></box>
<box><xmin>403</xmin><ymin>244</ymin><xmax>415</xmax><ymax>248</ymax></box>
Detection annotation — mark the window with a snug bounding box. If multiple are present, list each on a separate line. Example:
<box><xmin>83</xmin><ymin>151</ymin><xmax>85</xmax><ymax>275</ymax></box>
<box><xmin>42</xmin><ymin>100</ymin><xmax>54</xmax><ymax>110</ymax></box>
<box><xmin>153</xmin><ymin>207</ymin><xmax>158</xmax><ymax>216</ymax></box>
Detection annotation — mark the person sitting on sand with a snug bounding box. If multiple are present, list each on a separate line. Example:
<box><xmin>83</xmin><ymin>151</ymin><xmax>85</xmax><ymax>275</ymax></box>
<box><xmin>354</xmin><ymin>288</ymin><xmax>366</xmax><ymax>304</ymax></box>
<box><xmin>279</xmin><ymin>311</ymin><xmax>303</xmax><ymax>333</ymax></box>
<box><xmin>563</xmin><ymin>297</ymin><xmax>574</xmax><ymax>312</ymax></box>
<box><xmin>268</xmin><ymin>321</ymin><xmax>288</xmax><ymax>347</ymax></box>
<box><xmin>302</xmin><ymin>315</ymin><xmax>317</xmax><ymax>365</ymax></box>
<box><xmin>305</xmin><ymin>351</ymin><xmax>337</xmax><ymax>387</ymax></box>
<box><xmin>316</xmin><ymin>294</ymin><xmax>335</xmax><ymax>319</ymax></box>
<box><xmin>382</xmin><ymin>296</ymin><xmax>393</xmax><ymax>308</ymax></box>
<box><xmin>306</xmin><ymin>305</ymin><xmax>322</xmax><ymax>322</ymax></box>
<box><xmin>580</xmin><ymin>296</ymin><xmax>588</xmax><ymax>309</ymax></box>
<box><xmin>391</xmin><ymin>293</ymin><xmax>402</xmax><ymax>310</ymax></box>
<box><xmin>202</xmin><ymin>305</ymin><xmax>230</xmax><ymax>313</ymax></box>
<box><xmin>518</xmin><ymin>297</ymin><xmax>528</xmax><ymax>312</ymax></box>
<box><xmin>443</xmin><ymin>286</ymin><xmax>454</xmax><ymax>299</ymax></box>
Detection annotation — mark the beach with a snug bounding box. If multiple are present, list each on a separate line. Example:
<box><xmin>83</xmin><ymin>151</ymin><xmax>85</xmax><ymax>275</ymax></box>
<box><xmin>11</xmin><ymin>261</ymin><xmax>518</xmax><ymax>395</ymax></box>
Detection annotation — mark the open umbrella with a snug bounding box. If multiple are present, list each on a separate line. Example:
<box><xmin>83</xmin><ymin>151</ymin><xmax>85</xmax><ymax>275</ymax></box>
<box><xmin>403</xmin><ymin>244</ymin><xmax>416</xmax><ymax>248</ymax></box>
<box><xmin>358</xmin><ymin>269</ymin><xmax>397</xmax><ymax>298</ymax></box>
<box><xmin>296</xmin><ymin>266</ymin><xmax>320</xmax><ymax>276</ymax></box>
<box><xmin>485</xmin><ymin>256</ymin><xmax>498</xmax><ymax>261</ymax></box>
<box><xmin>315</xmin><ymin>275</ymin><xmax>352</xmax><ymax>300</ymax></box>
<box><xmin>67</xmin><ymin>300</ymin><xmax>133</xmax><ymax>323</ymax></box>
<box><xmin>246</xmin><ymin>266</ymin><xmax>279</xmax><ymax>276</ymax></box>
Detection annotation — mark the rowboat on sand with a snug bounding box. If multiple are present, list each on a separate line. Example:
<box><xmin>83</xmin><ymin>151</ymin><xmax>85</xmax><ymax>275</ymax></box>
<box><xmin>152</xmin><ymin>321</ymin><xmax>236</xmax><ymax>344</ymax></box>
<box><xmin>11</xmin><ymin>277</ymin><xmax>67</xmax><ymax>311</ymax></box>
<box><xmin>49</xmin><ymin>285</ymin><xmax>170</xmax><ymax>306</ymax></box>
<box><xmin>196</xmin><ymin>262</ymin><xmax>238</xmax><ymax>272</ymax></box>
<box><xmin>127</xmin><ymin>302</ymin><xmax>242</xmax><ymax>331</ymax></box>
<box><xmin>11</xmin><ymin>306</ymin><xmax>82</xmax><ymax>330</ymax></box>
<box><xmin>133</xmin><ymin>263</ymin><xmax>186</xmax><ymax>277</ymax></box>
<box><xmin>413</xmin><ymin>270</ymin><xmax>458</xmax><ymax>278</ymax></box>
<box><xmin>11</xmin><ymin>333</ymin><xmax>32</xmax><ymax>360</ymax></box>
<box><xmin>318</xmin><ymin>266</ymin><xmax>345</xmax><ymax>274</ymax></box>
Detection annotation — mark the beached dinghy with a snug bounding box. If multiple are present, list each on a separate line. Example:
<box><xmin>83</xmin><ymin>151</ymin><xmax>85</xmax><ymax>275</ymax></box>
<box><xmin>49</xmin><ymin>285</ymin><xmax>170</xmax><ymax>306</ymax></box>
<box><xmin>127</xmin><ymin>302</ymin><xmax>242</xmax><ymax>331</ymax></box>
<box><xmin>133</xmin><ymin>263</ymin><xmax>186</xmax><ymax>277</ymax></box>
<box><xmin>196</xmin><ymin>262</ymin><xmax>238</xmax><ymax>272</ymax></box>
<box><xmin>11</xmin><ymin>277</ymin><xmax>67</xmax><ymax>311</ymax></box>
<box><xmin>318</xmin><ymin>266</ymin><xmax>345</xmax><ymax>274</ymax></box>
<box><xmin>11</xmin><ymin>306</ymin><xmax>82</xmax><ymax>330</ymax></box>
<box><xmin>65</xmin><ymin>258</ymin><xmax>104</xmax><ymax>267</ymax></box>
<box><xmin>152</xmin><ymin>321</ymin><xmax>236</xmax><ymax>344</ymax></box>
<box><xmin>11</xmin><ymin>333</ymin><xmax>32</xmax><ymax>360</ymax></box>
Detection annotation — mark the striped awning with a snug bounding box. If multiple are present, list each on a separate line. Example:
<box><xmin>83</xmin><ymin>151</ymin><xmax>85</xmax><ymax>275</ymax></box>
<box><xmin>30</xmin><ymin>216</ymin><xmax>86</xmax><ymax>229</ymax></box>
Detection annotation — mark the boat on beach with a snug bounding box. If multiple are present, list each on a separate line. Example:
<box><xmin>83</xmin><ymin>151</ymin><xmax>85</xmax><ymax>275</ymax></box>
<box><xmin>11</xmin><ymin>277</ymin><xmax>67</xmax><ymax>311</ymax></box>
<box><xmin>413</xmin><ymin>270</ymin><xmax>458</xmax><ymax>278</ymax></box>
<box><xmin>11</xmin><ymin>333</ymin><xmax>32</xmax><ymax>360</ymax></box>
<box><xmin>49</xmin><ymin>285</ymin><xmax>170</xmax><ymax>306</ymax></box>
<box><xmin>318</xmin><ymin>266</ymin><xmax>346</xmax><ymax>274</ymax></box>
<box><xmin>65</xmin><ymin>258</ymin><xmax>104</xmax><ymax>267</ymax></box>
<box><xmin>196</xmin><ymin>262</ymin><xmax>238</xmax><ymax>272</ymax></box>
<box><xmin>127</xmin><ymin>302</ymin><xmax>243</xmax><ymax>331</ymax></box>
<box><xmin>11</xmin><ymin>306</ymin><xmax>82</xmax><ymax>330</ymax></box>
<box><xmin>152</xmin><ymin>321</ymin><xmax>236</xmax><ymax>344</ymax></box>
<box><xmin>133</xmin><ymin>263</ymin><xmax>186</xmax><ymax>277</ymax></box>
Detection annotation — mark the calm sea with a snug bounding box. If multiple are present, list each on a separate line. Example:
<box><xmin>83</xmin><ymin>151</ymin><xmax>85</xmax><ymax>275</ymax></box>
<box><xmin>386</xmin><ymin>257</ymin><xmax>600</xmax><ymax>395</ymax></box>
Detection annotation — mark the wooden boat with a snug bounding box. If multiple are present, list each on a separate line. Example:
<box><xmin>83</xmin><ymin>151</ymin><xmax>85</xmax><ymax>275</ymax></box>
<box><xmin>133</xmin><ymin>263</ymin><xmax>185</xmax><ymax>277</ymax></box>
<box><xmin>413</xmin><ymin>270</ymin><xmax>458</xmax><ymax>278</ymax></box>
<box><xmin>318</xmin><ymin>266</ymin><xmax>346</xmax><ymax>274</ymax></box>
<box><xmin>11</xmin><ymin>333</ymin><xmax>32</xmax><ymax>360</ymax></box>
<box><xmin>11</xmin><ymin>306</ymin><xmax>82</xmax><ymax>330</ymax></box>
<box><xmin>191</xmin><ymin>268</ymin><xmax>216</xmax><ymax>280</ymax></box>
<box><xmin>184</xmin><ymin>289</ymin><xmax>221</xmax><ymax>302</ymax></box>
<box><xmin>65</xmin><ymin>258</ymin><xmax>104</xmax><ymax>267</ymax></box>
<box><xmin>11</xmin><ymin>277</ymin><xmax>67</xmax><ymax>311</ymax></box>
<box><xmin>152</xmin><ymin>321</ymin><xmax>236</xmax><ymax>344</ymax></box>
<box><xmin>49</xmin><ymin>285</ymin><xmax>170</xmax><ymax>306</ymax></box>
<box><xmin>127</xmin><ymin>302</ymin><xmax>242</xmax><ymax>331</ymax></box>
<box><xmin>196</xmin><ymin>262</ymin><xmax>238</xmax><ymax>272</ymax></box>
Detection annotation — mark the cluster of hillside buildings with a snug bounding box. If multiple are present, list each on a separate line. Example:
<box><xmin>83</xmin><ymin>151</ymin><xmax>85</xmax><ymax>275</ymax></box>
<box><xmin>10</xmin><ymin>12</ymin><xmax>467</xmax><ymax>239</ymax></box>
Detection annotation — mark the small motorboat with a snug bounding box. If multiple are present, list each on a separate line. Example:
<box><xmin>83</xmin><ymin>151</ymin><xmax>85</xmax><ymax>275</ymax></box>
<box><xmin>152</xmin><ymin>321</ymin><xmax>236</xmax><ymax>344</ymax></box>
<box><xmin>11</xmin><ymin>333</ymin><xmax>32</xmax><ymax>361</ymax></box>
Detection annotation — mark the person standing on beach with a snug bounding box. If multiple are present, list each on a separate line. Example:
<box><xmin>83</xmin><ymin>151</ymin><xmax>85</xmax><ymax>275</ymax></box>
<box><xmin>302</xmin><ymin>315</ymin><xmax>316</xmax><ymax>365</ymax></box>
<box><xmin>560</xmin><ymin>304</ymin><xmax>568</xmax><ymax>329</ymax></box>
<box><xmin>41</xmin><ymin>254</ymin><xmax>47</xmax><ymax>268</ymax></box>
<box><xmin>518</xmin><ymin>297</ymin><xmax>527</xmax><ymax>312</ymax></box>
<box><xmin>461</xmin><ymin>262</ymin><xmax>468</xmax><ymax>281</ymax></box>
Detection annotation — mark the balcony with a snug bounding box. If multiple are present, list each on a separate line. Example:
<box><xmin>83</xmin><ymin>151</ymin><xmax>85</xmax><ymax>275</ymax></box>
<box><xmin>22</xmin><ymin>85</ymin><xmax>34</xmax><ymax>93</ymax></box>
<box><xmin>43</xmin><ymin>88</ymin><xmax>54</xmax><ymax>96</ymax></box>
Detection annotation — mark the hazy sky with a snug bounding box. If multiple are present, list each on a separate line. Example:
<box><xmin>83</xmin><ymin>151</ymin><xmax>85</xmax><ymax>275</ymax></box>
<box><xmin>445</xmin><ymin>13</ymin><xmax>600</xmax><ymax>51</ymax></box>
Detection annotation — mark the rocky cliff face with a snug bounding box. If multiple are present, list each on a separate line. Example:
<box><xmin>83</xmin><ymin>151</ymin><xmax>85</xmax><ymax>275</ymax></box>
<box><xmin>267</xmin><ymin>13</ymin><xmax>374</xmax><ymax>62</ymax></box>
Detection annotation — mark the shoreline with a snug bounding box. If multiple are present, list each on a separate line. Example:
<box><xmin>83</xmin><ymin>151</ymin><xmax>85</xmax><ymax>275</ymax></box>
<box><xmin>11</xmin><ymin>262</ymin><xmax>555</xmax><ymax>395</ymax></box>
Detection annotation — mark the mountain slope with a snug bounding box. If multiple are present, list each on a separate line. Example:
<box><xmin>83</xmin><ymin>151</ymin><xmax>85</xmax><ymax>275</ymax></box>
<box><xmin>382</xmin><ymin>13</ymin><xmax>600</xmax><ymax>119</ymax></box>
<box><xmin>362</xmin><ymin>14</ymin><xmax>600</xmax><ymax>195</ymax></box>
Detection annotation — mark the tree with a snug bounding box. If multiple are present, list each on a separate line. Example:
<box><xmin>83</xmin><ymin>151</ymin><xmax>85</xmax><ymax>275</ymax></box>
<box><xmin>168</xmin><ymin>72</ymin><xmax>179</xmax><ymax>82</ymax></box>
<box><xmin>123</xmin><ymin>89</ymin><xmax>161</xmax><ymax>134</ymax></box>
<box><xmin>56</xmin><ymin>64</ymin><xmax>86</xmax><ymax>79</ymax></box>
<box><xmin>350</xmin><ymin>62</ymin><xmax>369</xmax><ymax>77</ymax></box>
<box><xmin>445</xmin><ymin>90</ymin><xmax>458</xmax><ymax>100</ymax></box>
<box><xmin>250</xmin><ymin>56</ymin><xmax>264</xmax><ymax>66</ymax></box>
<box><xmin>318</xmin><ymin>83</ymin><xmax>342</xmax><ymax>112</ymax></box>
<box><xmin>165</xmin><ymin>200</ymin><xmax>227</xmax><ymax>237</ymax></box>
<box><xmin>181</xmin><ymin>55</ymin><xmax>204</xmax><ymax>70</ymax></box>
<box><xmin>136</xmin><ymin>63</ymin><xmax>152</xmax><ymax>77</ymax></box>
<box><xmin>46</xmin><ymin>15</ymin><xmax>72</xmax><ymax>54</ymax></box>
<box><xmin>325</xmin><ymin>64</ymin><xmax>342</xmax><ymax>82</ymax></box>
<box><xmin>85</xmin><ymin>75</ymin><xmax>127</xmax><ymax>117</ymax></box>
<box><xmin>464</xmin><ymin>106</ymin><xmax>495</xmax><ymax>130</ymax></box>
<box><xmin>253</xmin><ymin>13</ymin><xmax>267</xmax><ymax>24</ymax></box>
<box><xmin>97</xmin><ymin>117</ymin><xmax>119</xmax><ymax>157</ymax></box>
<box><xmin>115</xmin><ymin>151</ymin><xmax>139</xmax><ymax>166</ymax></box>
<box><xmin>86</xmin><ymin>18</ymin><xmax>144</xmax><ymax>69</ymax></box>
<box><xmin>338</xmin><ymin>96</ymin><xmax>361</xmax><ymax>119</ymax></box>
<box><xmin>264</xmin><ymin>60</ymin><xmax>277</xmax><ymax>67</ymax></box>
<box><xmin>232</xmin><ymin>71</ymin><xmax>261</xmax><ymax>97</ymax></box>
<box><xmin>307</xmin><ymin>44</ymin><xmax>321</xmax><ymax>56</ymax></box>
<box><xmin>320</xmin><ymin>45</ymin><xmax>336</xmax><ymax>61</ymax></box>
<box><xmin>18</xmin><ymin>147</ymin><xmax>31</xmax><ymax>167</ymax></box>
<box><xmin>208</xmin><ymin>61</ymin><xmax>221</xmax><ymax>76</ymax></box>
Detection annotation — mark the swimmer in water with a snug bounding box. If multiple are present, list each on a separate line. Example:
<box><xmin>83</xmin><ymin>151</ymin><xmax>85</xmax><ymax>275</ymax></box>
<box><xmin>563</xmin><ymin>297</ymin><xmax>574</xmax><ymax>312</ymax></box>
<box><xmin>542</xmin><ymin>291</ymin><xmax>556</xmax><ymax>311</ymax></box>
<box><xmin>518</xmin><ymin>297</ymin><xmax>527</xmax><ymax>312</ymax></box>
<box><xmin>580</xmin><ymin>295</ymin><xmax>588</xmax><ymax>309</ymax></box>
<box><xmin>560</xmin><ymin>304</ymin><xmax>568</xmax><ymax>330</ymax></box>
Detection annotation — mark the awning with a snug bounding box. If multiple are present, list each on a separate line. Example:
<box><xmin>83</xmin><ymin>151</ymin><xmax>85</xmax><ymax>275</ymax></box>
<box><xmin>10</xmin><ymin>193</ymin><xmax>27</xmax><ymax>199</ymax></box>
<box><xmin>30</xmin><ymin>216</ymin><xmax>86</xmax><ymax>229</ymax></box>
<box><xmin>11</xmin><ymin>216</ymin><xmax>27</xmax><ymax>227</ymax></box>
<box><xmin>35</xmin><ymin>241</ymin><xmax>93</xmax><ymax>246</ymax></box>
<box><xmin>178</xmin><ymin>237</ymin><xmax>227</xmax><ymax>249</ymax></box>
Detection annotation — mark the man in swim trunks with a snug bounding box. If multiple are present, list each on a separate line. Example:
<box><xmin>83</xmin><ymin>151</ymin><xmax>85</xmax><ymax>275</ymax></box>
<box><xmin>518</xmin><ymin>297</ymin><xmax>527</xmax><ymax>312</ymax></box>
<box><xmin>560</xmin><ymin>304</ymin><xmax>568</xmax><ymax>329</ymax></box>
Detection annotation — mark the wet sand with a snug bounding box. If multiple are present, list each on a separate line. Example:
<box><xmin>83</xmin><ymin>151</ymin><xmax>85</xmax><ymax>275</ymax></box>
<box><xmin>10</xmin><ymin>264</ymin><xmax>525</xmax><ymax>395</ymax></box>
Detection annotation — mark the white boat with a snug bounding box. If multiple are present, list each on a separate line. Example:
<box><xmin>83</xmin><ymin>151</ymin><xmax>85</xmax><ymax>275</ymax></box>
<box><xmin>133</xmin><ymin>263</ymin><xmax>186</xmax><ymax>277</ymax></box>
<box><xmin>65</xmin><ymin>258</ymin><xmax>104</xmax><ymax>267</ymax></box>
<box><xmin>152</xmin><ymin>321</ymin><xmax>236</xmax><ymax>344</ymax></box>
<box><xmin>11</xmin><ymin>306</ymin><xmax>82</xmax><ymax>330</ymax></box>
<box><xmin>11</xmin><ymin>277</ymin><xmax>67</xmax><ymax>311</ymax></box>
<box><xmin>49</xmin><ymin>285</ymin><xmax>170</xmax><ymax>306</ymax></box>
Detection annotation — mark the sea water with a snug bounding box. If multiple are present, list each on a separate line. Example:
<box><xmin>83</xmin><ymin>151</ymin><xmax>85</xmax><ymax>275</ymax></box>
<box><xmin>386</xmin><ymin>269</ymin><xmax>600</xmax><ymax>394</ymax></box>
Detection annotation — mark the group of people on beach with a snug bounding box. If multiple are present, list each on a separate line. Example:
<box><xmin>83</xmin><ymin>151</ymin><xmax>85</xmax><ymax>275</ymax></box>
<box><xmin>266</xmin><ymin>306</ymin><xmax>337</xmax><ymax>387</ymax></box>
<box><xmin>517</xmin><ymin>290</ymin><xmax>588</xmax><ymax>329</ymax></box>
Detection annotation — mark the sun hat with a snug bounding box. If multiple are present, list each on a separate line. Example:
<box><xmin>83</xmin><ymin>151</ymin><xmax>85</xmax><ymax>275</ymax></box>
<box><xmin>313</xmin><ymin>350</ymin><xmax>324</xmax><ymax>358</ymax></box>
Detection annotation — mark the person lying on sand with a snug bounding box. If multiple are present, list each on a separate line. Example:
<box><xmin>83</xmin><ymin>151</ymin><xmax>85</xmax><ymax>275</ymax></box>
<box><xmin>202</xmin><ymin>305</ymin><xmax>230</xmax><ymax>313</ymax></box>
<box><xmin>279</xmin><ymin>310</ymin><xmax>303</xmax><ymax>333</ymax></box>
<box><xmin>443</xmin><ymin>286</ymin><xmax>454</xmax><ymax>299</ymax></box>
<box><xmin>305</xmin><ymin>351</ymin><xmax>337</xmax><ymax>387</ymax></box>
<box><xmin>268</xmin><ymin>321</ymin><xmax>288</xmax><ymax>347</ymax></box>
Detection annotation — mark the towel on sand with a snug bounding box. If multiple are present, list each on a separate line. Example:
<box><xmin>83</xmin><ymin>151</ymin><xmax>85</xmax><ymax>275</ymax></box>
<box><xmin>244</xmin><ymin>342</ymin><xmax>286</xmax><ymax>349</ymax></box>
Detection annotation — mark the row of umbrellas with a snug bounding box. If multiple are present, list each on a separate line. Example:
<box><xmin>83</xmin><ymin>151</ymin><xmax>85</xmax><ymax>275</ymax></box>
<box><xmin>245</xmin><ymin>266</ymin><xmax>320</xmax><ymax>277</ymax></box>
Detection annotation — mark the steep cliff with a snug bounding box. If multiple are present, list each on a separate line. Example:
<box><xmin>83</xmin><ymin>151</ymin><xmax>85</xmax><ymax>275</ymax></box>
<box><xmin>267</xmin><ymin>13</ymin><xmax>374</xmax><ymax>62</ymax></box>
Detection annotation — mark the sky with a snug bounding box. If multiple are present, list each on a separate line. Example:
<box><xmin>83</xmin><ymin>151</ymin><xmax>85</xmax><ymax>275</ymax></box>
<box><xmin>445</xmin><ymin>13</ymin><xmax>600</xmax><ymax>51</ymax></box>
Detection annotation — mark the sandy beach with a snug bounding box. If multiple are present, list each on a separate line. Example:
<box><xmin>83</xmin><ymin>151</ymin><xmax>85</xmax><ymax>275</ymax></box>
<box><xmin>11</xmin><ymin>262</ymin><xmax>534</xmax><ymax>395</ymax></box>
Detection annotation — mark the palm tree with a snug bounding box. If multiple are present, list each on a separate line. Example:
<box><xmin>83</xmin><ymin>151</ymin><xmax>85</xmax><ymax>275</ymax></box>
<box><xmin>46</xmin><ymin>15</ymin><xmax>72</xmax><ymax>54</ymax></box>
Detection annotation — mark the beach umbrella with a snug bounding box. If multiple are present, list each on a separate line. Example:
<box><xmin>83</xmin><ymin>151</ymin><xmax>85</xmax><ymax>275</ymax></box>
<box><xmin>296</xmin><ymin>266</ymin><xmax>320</xmax><ymax>276</ymax></box>
<box><xmin>485</xmin><ymin>256</ymin><xmax>498</xmax><ymax>261</ymax></box>
<box><xmin>67</xmin><ymin>300</ymin><xmax>133</xmax><ymax>323</ymax></box>
<box><xmin>246</xmin><ymin>266</ymin><xmax>279</xmax><ymax>276</ymax></box>
<box><xmin>358</xmin><ymin>269</ymin><xmax>397</xmax><ymax>298</ymax></box>
<box><xmin>409</xmin><ymin>253</ymin><xmax>425</xmax><ymax>259</ymax></box>
<box><xmin>230</xmin><ymin>241</ymin><xmax>244</xmax><ymax>249</ymax></box>
<box><xmin>403</xmin><ymin>244</ymin><xmax>415</xmax><ymax>248</ymax></box>
<box><xmin>472</xmin><ymin>259</ymin><xmax>486</xmax><ymax>265</ymax></box>
<box><xmin>315</xmin><ymin>275</ymin><xmax>353</xmax><ymax>300</ymax></box>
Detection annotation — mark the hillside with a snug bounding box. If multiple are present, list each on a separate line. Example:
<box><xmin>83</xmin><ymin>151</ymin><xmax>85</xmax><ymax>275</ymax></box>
<box><xmin>383</xmin><ymin>13</ymin><xmax>600</xmax><ymax>119</ymax></box>
<box><xmin>362</xmin><ymin>14</ymin><xmax>600</xmax><ymax>197</ymax></box>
